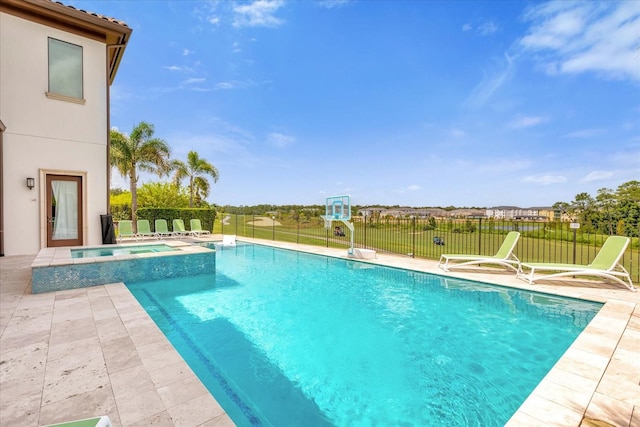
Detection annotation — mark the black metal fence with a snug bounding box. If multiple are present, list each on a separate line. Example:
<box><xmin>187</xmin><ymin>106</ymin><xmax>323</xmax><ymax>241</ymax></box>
<box><xmin>218</xmin><ymin>215</ymin><xmax>639</xmax><ymax>285</ymax></box>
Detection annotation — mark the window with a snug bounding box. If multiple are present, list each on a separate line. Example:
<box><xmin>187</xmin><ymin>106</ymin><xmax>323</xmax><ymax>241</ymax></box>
<box><xmin>48</xmin><ymin>38</ymin><xmax>83</xmax><ymax>100</ymax></box>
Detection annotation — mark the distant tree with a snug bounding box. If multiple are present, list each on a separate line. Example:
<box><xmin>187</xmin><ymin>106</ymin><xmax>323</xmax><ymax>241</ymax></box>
<box><xmin>110</xmin><ymin>190</ymin><xmax>131</xmax><ymax>206</ymax></box>
<box><xmin>552</xmin><ymin>201</ymin><xmax>571</xmax><ymax>220</ymax></box>
<box><xmin>110</xmin><ymin>122</ymin><xmax>171</xmax><ymax>229</ymax></box>
<box><xmin>570</xmin><ymin>192</ymin><xmax>598</xmax><ymax>232</ymax></box>
<box><xmin>616</xmin><ymin>180</ymin><xmax>640</xmax><ymax>201</ymax></box>
<box><xmin>137</xmin><ymin>182</ymin><xmax>190</xmax><ymax>208</ymax></box>
<box><xmin>172</xmin><ymin>150</ymin><xmax>219</xmax><ymax>208</ymax></box>
<box><xmin>596</xmin><ymin>188</ymin><xmax>616</xmax><ymax>235</ymax></box>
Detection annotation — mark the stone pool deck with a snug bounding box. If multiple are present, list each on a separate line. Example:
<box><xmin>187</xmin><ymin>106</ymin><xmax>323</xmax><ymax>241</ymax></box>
<box><xmin>1</xmin><ymin>237</ymin><xmax>638</xmax><ymax>426</ymax></box>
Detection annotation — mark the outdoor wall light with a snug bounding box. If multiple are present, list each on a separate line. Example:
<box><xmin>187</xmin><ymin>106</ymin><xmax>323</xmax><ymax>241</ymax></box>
<box><xmin>26</xmin><ymin>177</ymin><xmax>35</xmax><ymax>190</ymax></box>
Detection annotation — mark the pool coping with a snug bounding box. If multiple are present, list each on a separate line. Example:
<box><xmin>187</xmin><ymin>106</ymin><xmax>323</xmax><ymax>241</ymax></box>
<box><xmin>1</xmin><ymin>237</ymin><xmax>638</xmax><ymax>426</ymax></box>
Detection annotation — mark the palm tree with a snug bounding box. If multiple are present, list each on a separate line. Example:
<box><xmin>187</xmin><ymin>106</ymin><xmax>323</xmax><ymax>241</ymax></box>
<box><xmin>110</xmin><ymin>122</ymin><xmax>171</xmax><ymax>229</ymax></box>
<box><xmin>172</xmin><ymin>150</ymin><xmax>219</xmax><ymax>208</ymax></box>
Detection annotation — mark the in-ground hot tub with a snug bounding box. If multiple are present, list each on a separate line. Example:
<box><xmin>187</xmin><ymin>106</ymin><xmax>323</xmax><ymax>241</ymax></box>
<box><xmin>71</xmin><ymin>244</ymin><xmax>179</xmax><ymax>258</ymax></box>
<box><xmin>31</xmin><ymin>242</ymin><xmax>215</xmax><ymax>294</ymax></box>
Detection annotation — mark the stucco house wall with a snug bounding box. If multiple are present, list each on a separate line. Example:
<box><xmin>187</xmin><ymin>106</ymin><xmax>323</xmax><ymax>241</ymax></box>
<box><xmin>0</xmin><ymin>0</ymin><xmax>130</xmax><ymax>256</ymax></box>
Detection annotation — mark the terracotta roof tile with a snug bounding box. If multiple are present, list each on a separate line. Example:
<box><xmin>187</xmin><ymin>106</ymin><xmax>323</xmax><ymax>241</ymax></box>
<box><xmin>49</xmin><ymin>0</ymin><xmax>129</xmax><ymax>28</ymax></box>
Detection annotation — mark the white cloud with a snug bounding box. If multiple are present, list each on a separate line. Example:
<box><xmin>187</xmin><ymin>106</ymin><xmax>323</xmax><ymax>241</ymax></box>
<box><xmin>520</xmin><ymin>1</ymin><xmax>640</xmax><ymax>81</ymax></box>
<box><xmin>477</xmin><ymin>21</ymin><xmax>499</xmax><ymax>35</ymax></box>
<box><xmin>563</xmin><ymin>128</ymin><xmax>604</xmax><ymax>138</ymax></box>
<box><xmin>267</xmin><ymin>132</ymin><xmax>296</xmax><ymax>148</ymax></box>
<box><xmin>522</xmin><ymin>175</ymin><xmax>567</xmax><ymax>185</ymax></box>
<box><xmin>462</xmin><ymin>23</ymin><xmax>472</xmax><ymax>32</ymax></box>
<box><xmin>215</xmin><ymin>80</ymin><xmax>252</xmax><ymax>90</ymax></box>
<box><xmin>508</xmin><ymin>115</ymin><xmax>546</xmax><ymax>129</ymax></box>
<box><xmin>580</xmin><ymin>171</ymin><xmax>613</xmax><ymax>182</ymax></box>
<box><xmin>317</xmin><ymin>0</ymin><xmax>351</xmax><ymax>9</ymax></box>
<box><xmin>463</xmin><ymin>53</ymin><xmax>514</xmax><ymax>108</ymax></box>
<box><xmin>183</xmin><ymin>78</ymin><xmax>206</xmax><ymax>84</ymax></box>
<box><xmin>182</xmin><ymin>49</ymin><xmax>195</xmax><ymax>56</ymax></box>
<box><xmin>407</xmin><ymin>184</ymin><xmax>421</xmax><ymax>192</ymax></box>
<box><xmin>233</xmin><ymin>1</ymin><xmax>285</xmax><ymax>28</ymax></box>
<box><xmin>163</xmin><ymin>65</ymin><xmax>194</xmax><ymax>73</ymax></box>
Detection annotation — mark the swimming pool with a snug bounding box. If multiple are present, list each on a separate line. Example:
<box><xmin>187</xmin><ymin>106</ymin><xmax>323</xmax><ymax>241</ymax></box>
<box><xmin>70</xmin><ymin>244</ymin><xmax>178</xmax><ymax>258</ymax></box>
<box><xmin>128</xmin><ymin>243</ymin><xmax>602</xmax><ymax>426</ymax></box>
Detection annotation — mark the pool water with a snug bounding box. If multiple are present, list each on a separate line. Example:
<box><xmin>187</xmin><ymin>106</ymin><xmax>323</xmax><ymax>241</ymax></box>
<box><xmin>70</xmin><ymin>244</ymin><xmax>178</xmax><ymax>258</ymax></box>
<box><xmin>128</xmin><ymin>243</ymin><xmax>601</xmax><ymax>426</ymax></box>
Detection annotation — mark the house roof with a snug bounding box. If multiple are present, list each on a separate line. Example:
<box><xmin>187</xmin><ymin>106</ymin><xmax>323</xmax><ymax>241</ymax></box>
<box><xmin>0</xmin><ymin>0</ymin><xmax>132</xmax><ymax>84</ymax></box>
<box><xmin>48</xmin><ymin>0</ymin><xmax>128</xmax><ymax>27</ymax></box>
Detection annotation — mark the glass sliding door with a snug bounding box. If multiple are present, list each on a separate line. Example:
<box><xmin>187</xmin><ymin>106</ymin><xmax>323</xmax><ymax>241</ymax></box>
<box><xmin>46</xmin><ymin>175</ymin><xmax>83</xmax><ymax>247</ymax></box>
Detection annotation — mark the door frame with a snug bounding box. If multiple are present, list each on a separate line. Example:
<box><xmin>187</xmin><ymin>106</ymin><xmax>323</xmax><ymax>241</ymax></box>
<box><xmin>39</xmin><ymin>169</ymin><xmax>88</xmax><ymax>249</ymax></box>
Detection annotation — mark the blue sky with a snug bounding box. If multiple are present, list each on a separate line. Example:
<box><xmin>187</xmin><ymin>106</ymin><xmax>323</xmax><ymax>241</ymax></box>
<box><xmin>73</xmin><ymin>0</ymin><xmax>639</xmax><ymax>207</ymax></box>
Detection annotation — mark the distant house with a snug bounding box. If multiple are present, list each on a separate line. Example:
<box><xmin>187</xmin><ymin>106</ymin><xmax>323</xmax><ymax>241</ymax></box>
<box><xmin>0</xmin><ymin>0</ymin><xmax>131</xmax><ymax>255</ymax></box>
<box><xmin>448</xmin><ymin>208</ymin><xmax>486</xmax><ymax>218</ymax></box>
<box><xmin>486</xmin><ymin>206</ymin><xmax>553</xmax><ymax>221</ymax></box>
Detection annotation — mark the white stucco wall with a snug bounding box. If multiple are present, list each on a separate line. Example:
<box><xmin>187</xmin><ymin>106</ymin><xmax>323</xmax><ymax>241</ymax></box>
<box><xmin>1</xmin><ymin>12</ymin><xmax>108</xmax><ymax>255</ymax></box>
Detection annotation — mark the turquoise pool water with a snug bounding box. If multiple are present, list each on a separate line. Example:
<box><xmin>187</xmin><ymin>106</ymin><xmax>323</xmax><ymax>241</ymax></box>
<box><xmin>70</xmin><ymin>244</ymin><xmax>178</xmax><ymax>258</ymax></box>
<box><xmin>128</xmin><ymin>243</ymin><xmax>602</xmax><ymax>426</ymax></box>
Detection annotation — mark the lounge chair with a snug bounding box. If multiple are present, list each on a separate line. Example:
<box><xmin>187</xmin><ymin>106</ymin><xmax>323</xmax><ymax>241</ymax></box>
<box><xmin>517</xmin><ymin>235</ymin><xmax>636</xmax><ymax>292</ymax></box>
<box><xmin>136</xmin><ymin>219</ymin><xmax>155</xmax><ymax>240</ymax></box>
<box><xmin>172</xmin><ymin>219</ymin><xmax>188</xmax><ymax>237</ymax></box>
<box><xmin>154</xmin><ymin>219</ymin><xmax>172</xmax><ymax>239</ymax></box>
<box><xmin>437</xmin><ymin>231</ymin><xmax>521</xmax><ymax>272</ymax></box>
<box><xmin>117</xmin><ymin>220</ymin><xmax>137</xmax><ymax>242</ymax></box>
<box><xmin>190</xmin><ymin>219</ymin><xmax>211</xmax><ymax>237</ymax></box>
<box><xmin>44</xmin><ymin>416</ymin><xmax>112</xmax><ymax>427</ymax></box>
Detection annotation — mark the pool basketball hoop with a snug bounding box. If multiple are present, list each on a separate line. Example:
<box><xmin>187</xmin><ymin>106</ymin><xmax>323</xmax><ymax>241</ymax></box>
<box><xmin>321</xmin><ymin>195</ymin><xmax>356</xmax><ymax>253</ymax></box>
<box><xmin>321</xmin><ymin>195</ymin><xmax>351</xmax><ymax>228</ymax></box>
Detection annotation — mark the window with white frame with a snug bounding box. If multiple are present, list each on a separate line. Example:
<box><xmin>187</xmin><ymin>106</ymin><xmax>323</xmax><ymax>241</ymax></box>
<box><xmin>48</xmin><ymin>38</ymin><xmax>83</xmax><ymax>99</ymax></box>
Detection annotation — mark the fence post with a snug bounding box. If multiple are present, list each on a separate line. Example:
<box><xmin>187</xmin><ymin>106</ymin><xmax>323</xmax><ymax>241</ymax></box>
<box><xmin>272</xmin><ymin>215</ymin><xmax>275</xmax><ymax>240</ymax></box>
<box><xmin>364</xmin><ymin>214</ymin><xmax>367</xmax><ymax>248</ymax></box>
<box><xmin>573</xmin><ymin>227</ymin><xmax>577</xmax><ymax>264</ymax></box>
<box><xmin>478</xmin><ymin>217</ymin><xmax>482</xmax><ymax>255</ymax></box>
<box><xmin>297</xmin><ymin>217</ymin><xmax>300</xmax><ymax>244</ymax></box>
<box><xmin>411</xmin><ymin>217</ymin><xmax>416</xmax><ymax>258</ymax></box>
<box><xmin>326</xmin><ymin>226</ymin><xmax>329</xmax><ymax>247</ymax></box>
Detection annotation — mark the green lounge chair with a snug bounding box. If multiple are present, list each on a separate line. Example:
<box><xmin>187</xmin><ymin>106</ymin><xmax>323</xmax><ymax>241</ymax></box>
<box><xmin>45</xmin><ymin>415</ymin><xmax>112</xmax><ymax>427</ymax></box>
<box><xmin>154</xmin><ymin>219</ymin><xmax>172</xmax><ymax>239</ymax></box>
<box><xmin>190</xmin><ymin>219</ymin><xmax>211</xmax><ymax>237</ymax></box>
<box><xmin>437</xmin><ymin>231</ymin><xmax>521</xmax><ymax>272</ymax></box>
<box><xmin>117</xmin><ymin>220</ymin><xmax>137</xmax><ymax>242</ymax></box>
<box><xmin>172</xmin><ymin>219</ymin><xmax>187</xmax><ymax>237</ymax></box>
<box><xmin>517</xmin><ymin>235</ymin><xmax>635</xmax><ymax>292</ymax></box>
<box><xmin>136</xmin><ymin>219</ymin><xmax>155</xmax><ymax>240</ymax></box>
